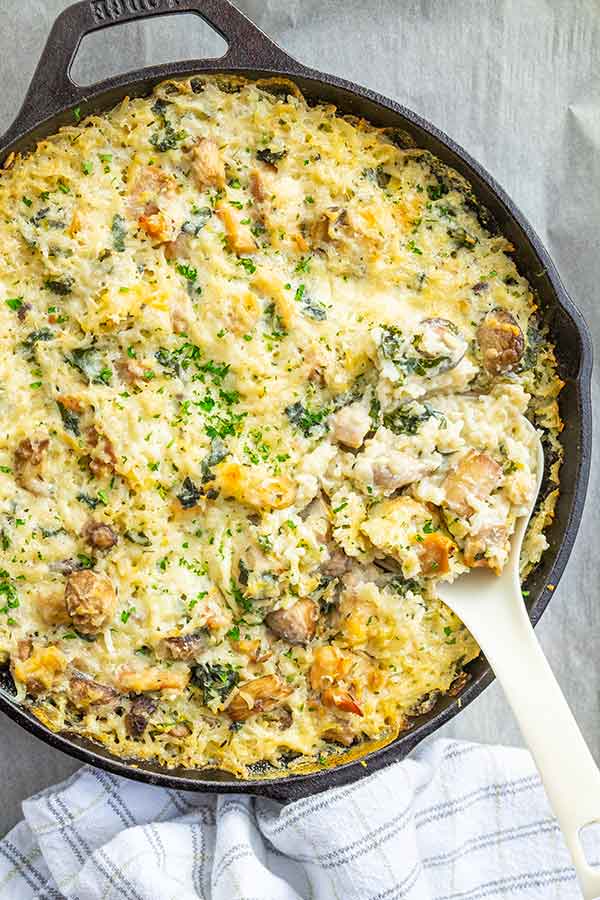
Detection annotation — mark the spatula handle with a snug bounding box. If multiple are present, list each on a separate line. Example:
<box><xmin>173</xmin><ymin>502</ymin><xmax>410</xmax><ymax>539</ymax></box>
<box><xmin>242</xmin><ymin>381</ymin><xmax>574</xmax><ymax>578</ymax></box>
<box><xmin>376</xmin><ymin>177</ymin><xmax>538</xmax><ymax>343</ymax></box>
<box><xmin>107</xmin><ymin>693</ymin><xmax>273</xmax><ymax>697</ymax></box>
<box><xmin>464</xmin><ymin>592</ymin><xmax>600</xmax><ymax>899</ymax></box>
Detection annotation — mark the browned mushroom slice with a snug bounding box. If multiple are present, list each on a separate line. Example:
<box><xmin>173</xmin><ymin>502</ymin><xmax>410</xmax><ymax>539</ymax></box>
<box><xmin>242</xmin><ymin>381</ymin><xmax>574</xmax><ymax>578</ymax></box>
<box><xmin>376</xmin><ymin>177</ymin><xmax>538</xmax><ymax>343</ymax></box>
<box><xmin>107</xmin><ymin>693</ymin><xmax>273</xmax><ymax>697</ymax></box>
<box><xmin>227</xmin><ymin>675</ymin><xmax>292</xmax><ymax>722</ymax></box>
<box><xmin>14</xmin><ymin>436</ymin><xmax>50</xmax><ymax>496</ymax></box>
<box><xmin>69</xmin><ymin>671</ymin><xmax>119</xmax><ymax>709</ymax></box>
<box><xmin>266</xmin><ymin>598</ymin><xmax>318</xmax><ymax>645</ymax></box>
<box><xmin>125</xmin><ymin>695</ymin><xmax>158</xmax><ymax>737</ymax></box>
<box><xmin>188</xmin><ymin>137</ymin><xmax>226</xmax><ymax>190</ymax></box>
<box><xmin>83</xmin><ymin>521</ymin><xmax>118</xmax><ymax>551</ymax></box>
<box><xmin>157</xmin><ymin>632</ymin><xmax>207</xmax><ymax>661</ymax></box>
<box><xmin>443</xmin><ymin>452</ymin><xmax>503</xmax><ymax>518</ymax></box>
<box><xmin>64</xmin><ymin>570</ymin><xmax>117</xmax><ymax>634</ymax></box>
<box><xmin>476</xmin><ymin>308</ymin><xmax>525</xmax><ymax>375</ymax></box>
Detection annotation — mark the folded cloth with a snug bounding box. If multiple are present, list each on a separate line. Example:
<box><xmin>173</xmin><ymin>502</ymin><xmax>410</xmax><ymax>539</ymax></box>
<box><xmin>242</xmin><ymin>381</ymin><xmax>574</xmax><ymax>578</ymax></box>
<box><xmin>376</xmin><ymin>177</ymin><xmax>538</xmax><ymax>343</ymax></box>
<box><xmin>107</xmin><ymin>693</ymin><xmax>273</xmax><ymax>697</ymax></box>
<box><xmin>0</xmin><ymin>738</ymin><xmax>591</xmax><ymax>900</ymax></box>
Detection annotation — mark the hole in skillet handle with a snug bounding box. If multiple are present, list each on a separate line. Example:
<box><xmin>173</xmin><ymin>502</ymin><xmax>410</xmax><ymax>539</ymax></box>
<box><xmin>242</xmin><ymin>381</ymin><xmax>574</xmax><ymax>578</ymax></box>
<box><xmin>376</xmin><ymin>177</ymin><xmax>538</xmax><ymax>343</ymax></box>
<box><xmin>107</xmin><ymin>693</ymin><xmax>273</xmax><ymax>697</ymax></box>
<box><xmin>0</xmin><ymin>0</ymin><xmax>301</xmax><ymax>152</ymax></box>
<box><xmin>70</xmin><ymin>13</ymin><xmax>228</xmax><ymax>86</ymax></box>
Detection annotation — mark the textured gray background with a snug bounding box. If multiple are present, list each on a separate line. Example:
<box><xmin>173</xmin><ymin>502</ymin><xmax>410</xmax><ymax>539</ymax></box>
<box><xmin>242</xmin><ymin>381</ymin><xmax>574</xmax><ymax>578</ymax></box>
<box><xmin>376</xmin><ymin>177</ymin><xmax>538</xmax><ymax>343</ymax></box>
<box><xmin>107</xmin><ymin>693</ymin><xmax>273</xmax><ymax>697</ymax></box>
<box><xmin>0</xmin><ymin>0</ymin><xmax>598</xmax><ymax>837</ymax></box>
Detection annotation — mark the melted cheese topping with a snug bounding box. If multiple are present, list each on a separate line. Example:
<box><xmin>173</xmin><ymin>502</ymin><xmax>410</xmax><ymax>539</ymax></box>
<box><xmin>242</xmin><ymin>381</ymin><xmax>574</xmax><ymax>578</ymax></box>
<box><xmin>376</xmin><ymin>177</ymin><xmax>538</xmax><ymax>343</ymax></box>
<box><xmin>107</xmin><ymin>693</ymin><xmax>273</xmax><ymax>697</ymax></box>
<box><xmin>0</xmin><ymin>77</ymin><xmax>562</xmax><ymax>777</ymax></box>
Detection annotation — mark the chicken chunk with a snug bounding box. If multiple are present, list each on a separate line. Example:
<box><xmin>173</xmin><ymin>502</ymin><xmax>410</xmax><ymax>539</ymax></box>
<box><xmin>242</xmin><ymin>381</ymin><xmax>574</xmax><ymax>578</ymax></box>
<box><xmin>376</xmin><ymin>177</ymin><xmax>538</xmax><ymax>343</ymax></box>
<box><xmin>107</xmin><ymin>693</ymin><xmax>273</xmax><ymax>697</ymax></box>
<box><xmin>68</xmin><ymin>672</ymin><xmax>119</xmax><ymax>709</ymax></box>
<box><xmin>189</xmin><ymin>137</ymin><xmax>226</xmax><ymax>190</ymax></box>
<box><xmin>14</xmin><ymin>436</ymin><xmax>50</xmax><ymax>496</ymax></box>
<box><xmin>64</xmin><ymin>570</ymin><xmax>117</xmax><ymax>634</ymax></box>
<box><xmin>266</xmin><ymin>598</ymin><xmax>318</xmax><ymax>644</ymax></box>
<box><xmin>217</xmin><ymin>203</ymin><xmax>257</xmax><ymax>255</ymax></box>
<box><xmin>477</xmin><ymin>308</ymin><xmax>525</xmax><ymax>375</ymax></box>
<box><xmin>213</xmin><ymin>461</ymin><xmax>296</xmax><ymax>510</ymax></box>
<box><xmin>35</xmin><ymin>591</ymin><xmax>71</xmax><ymax>626</ymax></box>
<box><xmin>13</xmin><ymin>646</ymin><xmax>67</xmax><ymax>694</ymax></box>
<box><xmin>330</xmin><ymin>402</ymin><xmax>371</xmax><ymax>449</ymax></box>
<box><xmin>226</xmin><ymin>674</ymin><xmax>292</xmax><ymax>722</ymax></box>
<box><xmin>117</xmin><ymin>666</ymin><xmax>190</xmax><ymax>693</ymax></box>
<box><xmin>443</xmin><ymin>452</ymin><xmax>503</xmax><ymax>518</ymax></box>
<box><xmin>463</xmin><ymin>525</ymin><xmax>508</xmax><ymax>574</ymax></box>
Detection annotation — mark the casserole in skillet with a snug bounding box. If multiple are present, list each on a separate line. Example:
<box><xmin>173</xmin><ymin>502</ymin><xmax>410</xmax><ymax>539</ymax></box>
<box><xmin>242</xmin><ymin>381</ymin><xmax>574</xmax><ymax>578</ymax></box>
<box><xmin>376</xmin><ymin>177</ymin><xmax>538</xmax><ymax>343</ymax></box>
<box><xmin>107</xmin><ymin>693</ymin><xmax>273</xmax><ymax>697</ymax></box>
<box><xmin>0</xmin><ymin>0</ymin><xmax>590</xmax><ymax>799</ymax></box>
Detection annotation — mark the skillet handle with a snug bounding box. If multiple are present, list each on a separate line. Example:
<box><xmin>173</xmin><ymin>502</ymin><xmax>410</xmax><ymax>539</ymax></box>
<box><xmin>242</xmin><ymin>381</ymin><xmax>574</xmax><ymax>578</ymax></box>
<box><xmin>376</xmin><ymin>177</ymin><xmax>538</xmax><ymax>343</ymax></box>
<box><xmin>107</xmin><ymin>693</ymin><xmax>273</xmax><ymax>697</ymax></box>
<box><xmin>2</xmin><ymin>0</ymin><xmax>301</xmax><ymax>149</ymax></box>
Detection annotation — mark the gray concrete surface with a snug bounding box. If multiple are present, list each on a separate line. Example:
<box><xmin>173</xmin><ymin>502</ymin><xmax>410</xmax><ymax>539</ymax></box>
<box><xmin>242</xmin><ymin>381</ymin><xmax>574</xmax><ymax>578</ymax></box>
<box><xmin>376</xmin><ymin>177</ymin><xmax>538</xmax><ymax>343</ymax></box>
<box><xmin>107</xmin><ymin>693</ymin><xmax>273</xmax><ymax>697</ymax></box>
<box><xmin>0</xmin><ymin>0</ymin><xmax>598</xmax><ymax>836</ymax></box>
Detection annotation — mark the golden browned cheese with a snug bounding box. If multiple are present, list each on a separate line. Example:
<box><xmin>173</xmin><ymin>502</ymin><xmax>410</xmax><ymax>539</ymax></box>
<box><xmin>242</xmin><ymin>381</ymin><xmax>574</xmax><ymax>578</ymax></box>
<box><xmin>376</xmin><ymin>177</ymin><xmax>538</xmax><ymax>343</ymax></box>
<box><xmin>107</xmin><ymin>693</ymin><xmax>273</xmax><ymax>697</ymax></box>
<box><xmin>0</xmin><ymin>76</ymin><xmax>562</xmax><ymax>777</ymax></box>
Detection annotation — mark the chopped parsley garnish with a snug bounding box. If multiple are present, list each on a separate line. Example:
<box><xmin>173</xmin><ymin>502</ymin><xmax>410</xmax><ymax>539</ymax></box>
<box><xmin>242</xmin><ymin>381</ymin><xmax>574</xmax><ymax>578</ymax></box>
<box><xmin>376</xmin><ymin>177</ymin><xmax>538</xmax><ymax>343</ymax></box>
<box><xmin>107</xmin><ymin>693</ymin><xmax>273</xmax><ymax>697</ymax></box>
<box><xmin>176</xmin><ymin>262</ymin><xmax>197</xmax><ymax>282</ymax></box>
<box><xmin>285</xmin><ymin>401</ymin><xmax>330</xmax><ymax>438</ymax></box>
<box><xmin>192</xmin><ymin>662</ymin><xmax>239</xmax><ymax>705</ymax></box>
<box><xmin>5</xmin><ymin>297</ymin><xmax>23</xmax><ymax>311</ymax></box>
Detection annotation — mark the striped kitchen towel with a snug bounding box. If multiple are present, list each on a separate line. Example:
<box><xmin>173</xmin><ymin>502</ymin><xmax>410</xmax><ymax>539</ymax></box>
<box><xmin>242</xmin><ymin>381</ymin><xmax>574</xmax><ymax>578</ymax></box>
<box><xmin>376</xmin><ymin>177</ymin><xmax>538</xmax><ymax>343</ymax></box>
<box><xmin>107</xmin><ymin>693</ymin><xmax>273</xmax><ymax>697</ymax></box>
<box><xmin>0</xmin><ymin>738</ymin><xmax>593</xmax><ymax>899</ymax></box>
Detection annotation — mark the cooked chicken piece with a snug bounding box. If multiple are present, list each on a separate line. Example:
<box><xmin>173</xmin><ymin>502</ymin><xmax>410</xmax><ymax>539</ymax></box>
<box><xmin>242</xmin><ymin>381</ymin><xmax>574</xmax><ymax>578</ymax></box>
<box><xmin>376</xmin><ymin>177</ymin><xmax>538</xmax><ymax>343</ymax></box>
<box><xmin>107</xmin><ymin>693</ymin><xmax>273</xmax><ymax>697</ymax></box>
<box><xmin>463</xmin><ymin>525</ymin><xmax>508</xmax><ymax>574</ymax></box>
<box><xmin>87</xmin><ymin>427</ymin><xmax>118</xmax><ymax>477</ymax></box>
<box><xmin>322</xmin><ymin>722</ymin><xmax>358</xmax><ymax>746</ymax></box>
<box><xmin>13</xmin><ymin>645</ymin><xmax>67</xmax><ymax>694</ymax></box>
<box><xmin>477</xmin><ymin>308</ymin><xmax>525</xmax><ymax>375</ymax></box>
<box><xmin>443</xmin><ymin>452</ymin><xmax>503</xmax><ymax>518</ymax></box>
<box><xmin>128</xmin><ymin>164</ymin><xmax>178</xmax><ymax>243</ymax></box>
<box><xmin>125</xmin><ymin>694</ymin><xmax>158</xmax><ymax>737</ymax></box>
<box><xmin>213</xmin><ymin>461</ymin><xmax>296</xmax><ymax>510</ymax></box>
<box><xmin>157</xmin><ymin>632</ymin><xmax>206</xmax><ymax>661</ymax></box>
<box><xmin>266</xmin><ymin>598</ymin><xmax>318</xmax><ymax>644</ymax></box>
<box><xmin>35</xmin><ymin>591</ymin><xmax>71</xmax><ymax>626</ymax></box>
<box><xmin>117</xmin><ymin>666</ymin><xmax>190</xmax><ymax>693</ymax></box>
<box><xmin>14</xmin><ymin>436</ymin><xmax>50</xmax><ymax>496</ymax></box>
<box><xmin>83</xmin><ymin>520</ymin><xmax>118</xmax><ymax>551</ymax></box>
<box><xmin>64</xmin><ymin>570</ymin><xmax>117</xmax><ymax>634</ymax></box>
<box><xmin>417</xmin><ymin>532</ymin><xmax>454</xmax><ymax>576</ymax></box>
<box><xmin>68</xmin><ymin>672</ymin><xmax>119</xmax><ymax>709</ymax></box>
<box><xmin>128</xmin><ymin>164</ymin><xmax>176</xmax><ymax>217</ymax></box>
<box><xmin>227</xmin><ymin>675</ymin><xmax>292</xmax><ymax>722</ymax></box>
<box><xmin>249</xmin><ymin>168</ymin><xmax>269</xmax><ymax>203</ymax></box>
<box><xmin>330</xmin><ymin>402</ymin><xmax>371</xmax><ymax>449</ymax></box>
<box><xmin>189</xmin><ymin>137</ymin><xmax>226</xmax><ymax>190</ymax></box>
<box><xmin>354</xmin><ymin>446</ymin><xmax>439</xmax><ymax>496</ymax></box>
<box><xmin>310</xmin><ymin>645</ymin><xmax>353</xmax><ymax>691</ymax></box>
<box><xmin>217</xmin><ymin>203</ymin><xmax>257</xmax><ymax>255</ymax></box>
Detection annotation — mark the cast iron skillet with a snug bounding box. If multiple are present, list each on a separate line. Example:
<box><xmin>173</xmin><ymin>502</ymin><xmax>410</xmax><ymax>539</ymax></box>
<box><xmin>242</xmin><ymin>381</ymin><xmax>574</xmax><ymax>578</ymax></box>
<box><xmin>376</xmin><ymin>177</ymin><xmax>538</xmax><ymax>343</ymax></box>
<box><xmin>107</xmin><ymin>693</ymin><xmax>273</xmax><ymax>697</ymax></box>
<box><xmin>0</xmin><ymin>0</ymin><xmax>592</xmax><ymax>803</ymax></box>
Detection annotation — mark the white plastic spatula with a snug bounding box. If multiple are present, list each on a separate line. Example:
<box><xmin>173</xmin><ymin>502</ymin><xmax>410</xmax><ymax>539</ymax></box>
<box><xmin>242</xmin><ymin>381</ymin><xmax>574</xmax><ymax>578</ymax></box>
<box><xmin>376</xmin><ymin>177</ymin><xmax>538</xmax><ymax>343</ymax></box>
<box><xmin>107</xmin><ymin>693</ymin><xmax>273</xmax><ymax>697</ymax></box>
<box><xmin>436</xmin><ymin>421</ymin><xmax>600</xmax><ymax>899</ymax></box>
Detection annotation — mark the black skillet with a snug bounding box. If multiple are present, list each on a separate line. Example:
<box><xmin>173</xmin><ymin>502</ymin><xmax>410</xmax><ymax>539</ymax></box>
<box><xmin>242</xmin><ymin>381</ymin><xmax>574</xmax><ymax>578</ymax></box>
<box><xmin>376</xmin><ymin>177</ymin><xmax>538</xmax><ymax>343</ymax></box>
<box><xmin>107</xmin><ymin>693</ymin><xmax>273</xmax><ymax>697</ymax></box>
<box><xmin>0</xmin><ymin>0</ymin><xmax>592</xmax><ymax>803</ymax></box>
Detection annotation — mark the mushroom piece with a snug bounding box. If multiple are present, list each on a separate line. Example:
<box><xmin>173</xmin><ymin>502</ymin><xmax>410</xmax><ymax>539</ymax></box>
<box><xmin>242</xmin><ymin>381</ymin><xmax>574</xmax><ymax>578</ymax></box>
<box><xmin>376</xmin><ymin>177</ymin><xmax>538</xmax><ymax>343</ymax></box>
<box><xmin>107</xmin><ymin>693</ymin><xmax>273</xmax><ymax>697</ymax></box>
<box><xmin>443</xmin><ymin>452</ymin><xmax>503</xmax><ymax>518</ymax></box>
<box><xmin>68</xmin><ymin>672</ymin><xmax>119</xmax><ymax>709</ymax></box>
<box><xmin>14</xmin><ymin>436</ymin><xmax>50</xmax><ymax>496</ymax></box>
<box><xmin>266</xmin><ymin>598</ymin><xmax>318</xmax><ymax>645</ymax></box>
<box><xmin>414</xmin><ymin>318</ymin><xmax>468</xmax><ymax>375</ymax></box>
<box><xmin>64</xmin><ymin>570</ymin><xmax>117</xmax><ymax>634</ymax></box>
<box><xmin>125</xmin><ymin>694</ymin><xmax>158</xmax><ymax>737</ymax></box>
<box><xmin>227</xmin><ymin>675</ymin><xmax>292</xmax><ymax>722</ymax></box>
<box><xmin>83</xmin><ymin>520</ymin><xmax>118</xmax><ymax>552</ymax></box>
<box><xmin>476</xmin><ymin>308</ymin><xmax>525</xmax><ymax>375</ymax></box>
<box><xmin>157</xmin><ymin>632</ymin><xmax>207</xmax><ymax>661</ymax></box>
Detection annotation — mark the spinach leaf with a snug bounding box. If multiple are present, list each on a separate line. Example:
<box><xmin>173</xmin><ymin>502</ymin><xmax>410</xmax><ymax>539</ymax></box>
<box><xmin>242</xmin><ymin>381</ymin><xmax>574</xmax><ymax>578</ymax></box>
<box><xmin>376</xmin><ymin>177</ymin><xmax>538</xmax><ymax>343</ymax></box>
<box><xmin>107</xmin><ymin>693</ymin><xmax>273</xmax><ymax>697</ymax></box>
<box><xmin>44</xmin><ymin>277</ymin><xmax>73</xmax><ymax>295</ymax></box>
<box><xmin>192</xmin><ymin>662</ymin><xmax>239</xmax><ymax>705</ymax></box>
<box><xmin>177</xmin><ymin>476</ymin><xmax>201</xmax><ymax>509</ymax></box>
<box><xmin>67</xmin><ymin>347</ymin><xmax>112</xmax><ymax>385</ymax></box>
<box><xmin>182</xmin><ymin>207</ymin><xmax>212</xmax><ymax>236</ymax></box>
<box><xmin>256</xmin><ymin>147</ymin><xmax>287</xmax><ymax>166</ymax></box>
<box><xmin>111</xmin><ymin>214</ymin><xmax>126</xmax><ymax>252</ymax></box>
<box><xmin>285</xmin><ymin>401</ymin><xmax>330</xmax><ymax>438</ymax></box>
<box><xmin>56</xmin><ymin>401</ymin><xmax>80</xmax><ymax>436</ymax></box>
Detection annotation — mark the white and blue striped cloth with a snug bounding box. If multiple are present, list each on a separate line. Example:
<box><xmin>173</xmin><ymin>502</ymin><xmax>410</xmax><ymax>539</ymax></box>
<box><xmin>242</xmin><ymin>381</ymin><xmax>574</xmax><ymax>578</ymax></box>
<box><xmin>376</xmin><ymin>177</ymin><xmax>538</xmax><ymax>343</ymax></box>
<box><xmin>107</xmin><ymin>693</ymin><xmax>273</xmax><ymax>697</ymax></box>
<box><xmin>0</xmin><ymin>739</ymin><xmax>592</xmax><ymax>899</ymax></box>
